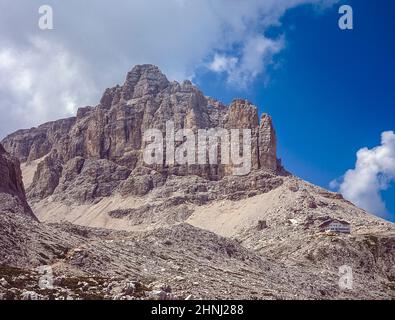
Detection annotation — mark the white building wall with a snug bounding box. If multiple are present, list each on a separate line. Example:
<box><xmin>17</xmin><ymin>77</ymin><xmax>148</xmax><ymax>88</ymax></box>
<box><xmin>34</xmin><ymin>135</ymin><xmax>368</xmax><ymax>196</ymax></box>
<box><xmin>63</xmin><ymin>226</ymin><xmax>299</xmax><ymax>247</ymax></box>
<box><xmin>327</xmin><ymin>222</ymin><xmax>350</xmax><ymax>233</ymax></box>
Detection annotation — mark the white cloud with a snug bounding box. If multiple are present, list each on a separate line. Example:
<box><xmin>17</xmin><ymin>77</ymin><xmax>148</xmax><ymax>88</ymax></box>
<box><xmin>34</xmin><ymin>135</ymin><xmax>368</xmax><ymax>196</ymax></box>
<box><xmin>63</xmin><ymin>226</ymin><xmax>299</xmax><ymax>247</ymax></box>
<box><xmin>0</xmin><ymin>37</ymin><xmax>98</xmax><ymax>137</ymax></box>
<box><xmin>331</xmin><ymin>131</ymin><xmax>395</xmax><ymax>218</ymax></box>
<box><xmin>231</xmin><ymin>35</ymin><xmax>285</xmax><ymax>87</ymax></box>
<box><xmin>0</xmin><ymin>0</ymin><xmax>338</xmax><ymax>138</ymax></box>
<box><xmin>209</xmin><ymin>54</ymin><xmax>238</xmax><ymax>73</ymax></box>
<box><xmin>208</xmin><ymin>35</ymin><xmax>284</xmax><ymax>88</ymax></box>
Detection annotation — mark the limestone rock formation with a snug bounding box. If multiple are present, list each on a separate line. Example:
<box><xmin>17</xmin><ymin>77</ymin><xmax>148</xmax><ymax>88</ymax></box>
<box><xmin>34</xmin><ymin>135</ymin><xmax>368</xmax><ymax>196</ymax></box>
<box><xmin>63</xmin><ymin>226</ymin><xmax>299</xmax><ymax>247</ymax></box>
<box><xmin>1</xmin><ymin>65</ymin><xmax>394</xmax><ymax>301</ymax></box>
<box><xmin>0</xmin><ymin>143</ymin><xmax>36</xmax><ymax>220</ymax></box>
<box><xmin>2</xmin><ymin>118</ymin><xmax>76</xmax><ymax>163</ymax></box>
<box><xmin>2</xmin><ymin>64</ymin><xmax>279</xmax><ymax>203</ymax></box>
<box><xmin>259</xmin><ymin>114</ymin><xmax>277</xmax><ymax>171</ymax></box>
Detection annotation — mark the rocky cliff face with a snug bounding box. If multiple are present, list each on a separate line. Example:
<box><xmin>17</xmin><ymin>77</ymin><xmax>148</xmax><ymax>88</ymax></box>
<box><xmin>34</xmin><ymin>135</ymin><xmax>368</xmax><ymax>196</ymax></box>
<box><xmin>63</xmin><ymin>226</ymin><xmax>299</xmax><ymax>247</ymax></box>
<box><xmin>0</xmin><ymin>65</ymin><xmax>394</xmax><ymax>301</ymax></box>
<box><xmin>2</xmin><ymin>118</ymin><xmax>76</xmax><ymax>163</ymax></box>
<box><xmin>2</xmin><ymin>64</ymin><xmax>278</xmax><ymax>204</ymax></box>
<box><xmin>0</xmin><ymin>144</ymin><xmax>36</xmax><ymax>220</ymax></box>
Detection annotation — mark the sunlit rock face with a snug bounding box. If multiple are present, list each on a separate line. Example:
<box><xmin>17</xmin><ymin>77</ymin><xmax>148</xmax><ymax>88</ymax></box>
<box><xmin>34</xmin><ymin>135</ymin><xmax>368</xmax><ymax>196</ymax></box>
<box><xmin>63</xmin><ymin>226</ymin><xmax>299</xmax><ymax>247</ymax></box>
<box><xmin>2</xmin><ymin>64</ymin><xmax>278</xmax><ymax>203</ymax></box>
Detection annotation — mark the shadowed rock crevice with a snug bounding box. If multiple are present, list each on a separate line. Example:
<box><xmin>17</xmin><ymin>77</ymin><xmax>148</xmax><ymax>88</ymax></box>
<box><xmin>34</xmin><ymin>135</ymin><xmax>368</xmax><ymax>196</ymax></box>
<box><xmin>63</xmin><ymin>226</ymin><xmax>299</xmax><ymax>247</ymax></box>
<box><xmin>0</xmin><ymin>143</ymin><xmax>36</xmax><ymax>220</ymax></box>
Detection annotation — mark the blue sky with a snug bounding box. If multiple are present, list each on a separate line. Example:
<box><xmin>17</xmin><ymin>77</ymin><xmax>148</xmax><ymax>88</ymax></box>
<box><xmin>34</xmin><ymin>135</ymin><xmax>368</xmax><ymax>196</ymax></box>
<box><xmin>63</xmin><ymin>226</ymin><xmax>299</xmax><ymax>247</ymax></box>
<box><xmin>0</xmin><ymin>0</ymin><xmax>394</xmax><ymax>221</ymax></box>
<box><xmin>195</xmin><ymin>0</ymin><xmax>395</xmax><ymax>221</ymax></box>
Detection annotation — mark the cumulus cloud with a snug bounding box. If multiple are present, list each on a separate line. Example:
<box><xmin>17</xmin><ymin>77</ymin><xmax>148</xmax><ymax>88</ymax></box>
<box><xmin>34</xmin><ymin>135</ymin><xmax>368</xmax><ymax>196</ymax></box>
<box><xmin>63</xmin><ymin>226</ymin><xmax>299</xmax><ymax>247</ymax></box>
<box><xmin>0</xmin><ymin>37</ymin><xmax>98</xmax><ymax>137</ymax></box>
<box><xmin>208</xmin><ymin>35</ymin><xmax>284</xmax><ymax>88</ymax></box>
<box><xmin>232</xmin><ymin>35</ymin><xmax>284</xmax><ymax>87</ymax></box>
<box><xmin>331</xmin><ymin>131</ymin><xmax>395</xmax><ymax>218</ymax></box>
<box><xmin>209</xmin><ymin>54</ymin><xmax>239</xmax><ymax>73</ymax></box>
<box><xmin>0</xmin><ymin>0</ymin><xmax>337</xmax><ymax>138</ymax></box>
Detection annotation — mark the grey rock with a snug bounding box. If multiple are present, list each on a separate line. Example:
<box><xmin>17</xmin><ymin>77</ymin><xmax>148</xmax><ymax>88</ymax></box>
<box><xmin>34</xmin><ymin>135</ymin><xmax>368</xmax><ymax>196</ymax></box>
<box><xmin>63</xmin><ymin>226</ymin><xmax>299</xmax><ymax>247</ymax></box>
<box><xmin>21</xmin><ymin>290</ymin><xmax>42</xmax><ymax>300</ymax></box>
<box><xmin>0</xmin><ymin>278</ymin><xmax>8</xmax><ymax>287</ymax></box>
<box><xmin>2</xmin><ymin>65</ymin><xmax>279</xmax><ymax>203</ymax></box>
<box><xmin>0</xmin><ymin>143</ymin><xmax>36</xmax><ymax>219</ymax></box>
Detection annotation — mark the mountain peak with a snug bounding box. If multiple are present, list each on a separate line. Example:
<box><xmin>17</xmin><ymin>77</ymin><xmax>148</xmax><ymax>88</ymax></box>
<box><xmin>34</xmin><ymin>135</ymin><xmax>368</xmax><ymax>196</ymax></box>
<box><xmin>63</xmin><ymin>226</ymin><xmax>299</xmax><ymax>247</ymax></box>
<box><xmin>0</xmin><ymin>64</ymin><xmax>394</xmax><ymax>301</ymax></box>
<box><xmin>121</xmin><ymin>64</ymin><xmax>170</xmax><ymax>100</ymax></box>
<box><xmin>1</xmin><ymin>65</ymin><xmax>279</xmax><ymax>203</ymax></box>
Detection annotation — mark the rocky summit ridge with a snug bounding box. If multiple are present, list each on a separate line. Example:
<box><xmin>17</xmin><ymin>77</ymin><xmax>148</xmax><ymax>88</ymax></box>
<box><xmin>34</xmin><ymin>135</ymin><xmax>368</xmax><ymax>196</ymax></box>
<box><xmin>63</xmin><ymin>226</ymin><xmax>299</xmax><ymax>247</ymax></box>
<box><xmin>0</xmin><ymin>65</ymin><xmax>394</xmax><ymax>300</ymax></box>
<box><xmin>2</xmin><ymin>65</ymin><xmax>277</xmax><ymax>200</ymax></box>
